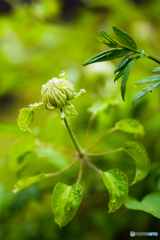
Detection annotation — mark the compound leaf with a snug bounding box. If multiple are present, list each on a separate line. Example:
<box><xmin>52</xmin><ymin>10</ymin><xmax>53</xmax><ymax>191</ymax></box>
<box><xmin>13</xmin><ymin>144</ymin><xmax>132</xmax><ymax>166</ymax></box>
<box><xmin>101</xmin><ymin>169</ymin><xmax>128</xmax><ymax>212</ymax></box>
<box><xmin>112</xmin><ymin>26</ymin><xmax>137</xmax><ymax>50</ymax></box>
<box><xmin>133</xmin><ymin>82</ymin><xmax>160</xmax><ymax>104</ymax></box>
<box><xmin>122</xmin><ymin>141</ymin><xmax>150</xmax><ymax>185</ymax></box>
<box><xmin>125</xmin><ymin>192</ymin><xmax>160</xmax><ymax>219</ymax></box>
<box><xmin>18</xmin><ymin>108</ymin><xmax>34</xmax><ymax>131</ymax></box>
<box><xmin>52</xmin><ymin>183</ymin><xmax>82</xmax><ymax>227</ymax></box>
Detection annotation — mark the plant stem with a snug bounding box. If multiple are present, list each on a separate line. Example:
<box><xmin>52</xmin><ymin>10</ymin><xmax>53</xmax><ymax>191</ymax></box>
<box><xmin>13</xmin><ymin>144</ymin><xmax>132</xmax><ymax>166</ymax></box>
<box><xmin>87</xmin><ymin>147</ymin><xmax>123</xmax><ymax>158</ymax></box>
<box><xmin>125</xmin><ymin>46</ymin><xmax>160</xmax><ymax>64</ymax></box>
<box><xmin>83</xmin><ymin>157</ymin><xmax>101</xmax><ymax>180</ymax></box>
<box><xmin>86</xmin><ymin>127</ymin><xmax>117</xmax><ymax>152</ymax></box>
<box><xmin>83</xmin><ymin>112</ymin><xmax>96</xmax><ymax>148</ymax></box>
<box><xmin>147</xmin><ymin>55</ymin><xmax>160</xmax><ymax>64</ymax></box>
<box><xmin>45</xmin><ymin>159</ymin><xmax>78</xmax><ymax>178</ymax></box>
<box><xmin>76</xmin><ymin>161</ymin><xmax>83</xmax><ymax>184</ymax></box>
<box><xmin>61</xmin><ymin>109</ymin><xmax>83</xmax><ymax>157</ymax></box>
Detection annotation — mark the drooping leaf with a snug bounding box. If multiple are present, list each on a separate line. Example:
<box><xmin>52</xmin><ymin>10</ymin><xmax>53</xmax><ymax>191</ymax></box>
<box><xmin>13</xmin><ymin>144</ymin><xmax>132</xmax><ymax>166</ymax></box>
<box><xmin>121</xmin><ymin>57</ymin><xmax>137</xmax><ymax>101</ymax></box>
<box><xmin>152</xmin><ymin>67</ymin><xmax>160</xmax><ymax>73</ymax></box>
<box><xmin>133</xmin><ymin>82</ymin><xmax>160</xmax><ymax>104</ymax></box>
<box><xmin>122</xmin><ymin>141</ymin><xmax>150</xmax><ymax>185</ymax></box>
<box><xmin>114</xmin><ymin>53</ymin><xmax>135</xmax><ymax>74</ymax></box>
<box><xmin>135</xmin><ymin>75</ymin><xmax>160</xmax><ymax>84</ymax></box>
<box><xmin>125</xmin><ymin>192</ymin><xmax>160</xmax><ymax>219</ymax></box>
<box><xmin>101</xmin><ymin>169</ymin><xmax>128</xmax><ymax>212</ymax></box>
<box><xmin>83</xmin><ymin>49</ymin><xmax>131</xmax><ymax>66</ymax></box>
<box><xmin>114</xmin><ymin>69</ymin><xmax>124</xmax><ymax>82</ymax></box>
<box><xmin>112</xmin><ymin>26</ymin><xmax>137</xmax><ymax>50</ymax></box>
<box><xmin>52</xmin><ymin>183</ymin><xmax>82</xmax><ymax>227</ymax></box>
<box><xmin>115</xmin><ymin>118</ymin><xmax>144</xmax><ymax>136</ymax></box>
<box><xmin>29</xmin><ymin>102</ymin><xmax>45</xmax><ymax>110</ymax></box>
<box><xmin>8</xmin><ymin>136</ymin><xmax>36</xmax><ymax>172</ymax></box>
<box><xmin>18</xmin><ymin>108</ymin><xmax>34</xmax><ymax>131</ymax></box>
<box><xmin>13</xmin><ymin>172</ymin><xmax>45</xmax><ymax>193</ymax></box>
<box><xmin>88</xmin><ymin>98</ymin><xmax>119</xmax><ymax>114</ymax></box>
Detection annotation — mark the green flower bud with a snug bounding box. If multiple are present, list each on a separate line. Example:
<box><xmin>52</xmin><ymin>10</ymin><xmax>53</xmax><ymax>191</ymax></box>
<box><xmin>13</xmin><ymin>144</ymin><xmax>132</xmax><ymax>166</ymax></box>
<box><xmin>41</xmin><ymin>74</ymin><xmax>75</xmax><ymax>111</ymax></box>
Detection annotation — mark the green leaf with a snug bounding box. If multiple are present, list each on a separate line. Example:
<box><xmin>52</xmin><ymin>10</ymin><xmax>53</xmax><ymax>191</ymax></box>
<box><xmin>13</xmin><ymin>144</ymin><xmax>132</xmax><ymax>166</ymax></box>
<box><xmin>114</xmin><ymin>69</ymin><xmax>124</xmax><ymax>82</ymax></box>
<box><xmin>115</xmin><ymin>118</ymin><xmax>144</xmax><ymax>136</ymax></box>
<box><xmin>114</xmin><ymin>53</ymin><xmax>135</xmax><ymax>74</ymax></box>
<box><xmin>122</xmin><ymin>141</ymin><xmax>150</xmax><ymax>185</ymax></box>
<box><xmin>88</xmin><ymin>98</ymin><xmax>119</xmax><ymax>114</ymax></box>
<box><xmin>125</xmin><ymin>192</ymin><xmax>160</xmax><ymax>219</ymax></box>
<box><xmin>62</xmin><ymin>102</ymin><xmax>78</xmax><ymax>119</ymax></box>
<box><xmin>133</xmin><ymin>82</ymin><xmax>160</xmax><ymax>104</ymax></box>
<box><xmin>83</xmin><ymin>49</ymin><xmax>131</xmax><ymax>66</ymax></box>
<box><xmin>101</xmin><ymin>169</ymin><xmax>128</xmax><ymax>212</ymax></box>
<box><xmin>8</xmin><ymin>136</ymin><xmax>36</xmax><ymax>172</ymax></box>
<box><xmin>52</xmin><ymin>183</ymin><xmax>82</xmax><ymax>227</ymax></box>
<box><xmin>17</xmin><ymin>108</ymin><xmax>34</xmax><ymax>131</ymax></box>
<box><xmin>152</xmin><ymin>67</ymin><xmax>160</xmax><ymax>73</ymax></box>
<box><xmin>100</xmin><ymin>30</ymin><xmax>120</xmax><ymax>45</ymax></box>
<box><xmin>13</xmin><ymin>172</ymin><xmax>45</xmax><ymax>193</ymax></box>
<box><xmin>112</xmin><ymin>26</ymin><xmax>137</xmax><ymax>50</ymax></box>
<box><xmin>136</xmin><ymin>75</ymin><xmax>160</xmax><ymax>84</ymax></box>
<box><xmin>98</xmin><ymin>30</ymin><xmax>121</xmax><ymax>48</ymax></box>
<box><xmin>121</xmin><ymin>57</ymin><xmax>137</xmax><ymax>101</ymax></box>
<box><xmin>29</xmin><ymin>102</ymin><xmax>45</xmax><ymax>110</ymax></box>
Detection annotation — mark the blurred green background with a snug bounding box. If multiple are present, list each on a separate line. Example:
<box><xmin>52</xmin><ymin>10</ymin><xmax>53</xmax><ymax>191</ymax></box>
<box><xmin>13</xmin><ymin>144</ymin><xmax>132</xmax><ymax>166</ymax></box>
<box><xmin>0</xmin><ymin>0</ymin><xmax>160</xmax><ymax>239</ymax></box>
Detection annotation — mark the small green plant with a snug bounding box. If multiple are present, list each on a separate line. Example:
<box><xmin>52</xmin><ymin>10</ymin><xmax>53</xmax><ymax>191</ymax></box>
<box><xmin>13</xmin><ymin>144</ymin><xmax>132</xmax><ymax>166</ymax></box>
<box><xmin>8</xmin><ymin>71</ymin><xmax>154</xmax><ymax>227</ymax></box>
<box><xmin>83</xmin><ymin>26</ymin><xmax>160</xmax><ymax>104</ymax></box>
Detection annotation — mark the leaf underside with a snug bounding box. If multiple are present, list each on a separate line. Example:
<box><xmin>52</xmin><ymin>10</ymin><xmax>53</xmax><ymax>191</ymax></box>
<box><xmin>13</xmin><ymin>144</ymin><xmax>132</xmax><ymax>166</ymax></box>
<box><xmin>122</xmin><ymin>141</ymin><xmax>150</xmax><ymax>185</ymax></box>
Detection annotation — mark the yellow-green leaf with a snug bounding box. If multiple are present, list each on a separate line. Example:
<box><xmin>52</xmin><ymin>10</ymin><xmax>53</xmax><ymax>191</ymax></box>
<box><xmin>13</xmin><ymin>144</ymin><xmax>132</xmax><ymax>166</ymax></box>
<box><xmin>18</xmin><ymin>108</ymin><xmax>34</xmax><ymax>131</ymax></box>
<box><xmin>13</xmin><ymin>172</ymin><xmax>45</xmax><ymax>193</ymax></box>
<box><xmin>101</xmin><ymin>169</ymin><xmax>128</xmax><ymax>212</ymax></box>
<box><xmin>115</xmin><ymin>118</ymin><xmax>144</xmax><ymax>136</ymax></box>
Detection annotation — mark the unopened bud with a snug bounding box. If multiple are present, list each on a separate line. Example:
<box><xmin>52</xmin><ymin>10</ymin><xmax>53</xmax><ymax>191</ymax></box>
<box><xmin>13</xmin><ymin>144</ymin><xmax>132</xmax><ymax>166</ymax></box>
<box><xmin>41</xmin><ymin>75</ymin><xmax>75</xmax><ymax>110</ymax></box>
